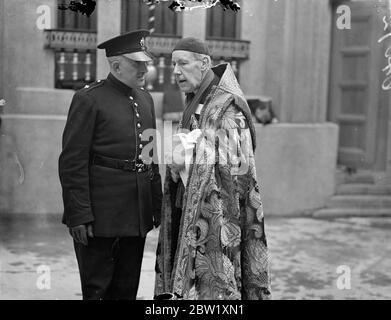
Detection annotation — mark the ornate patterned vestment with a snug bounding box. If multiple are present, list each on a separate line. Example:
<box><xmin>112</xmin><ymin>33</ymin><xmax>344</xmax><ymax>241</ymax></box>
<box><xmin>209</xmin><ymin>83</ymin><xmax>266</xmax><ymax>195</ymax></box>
<box><xmin>154</xmin><ymin>64</ymin><xmax>271</xmax><ymax>300</ymax></box>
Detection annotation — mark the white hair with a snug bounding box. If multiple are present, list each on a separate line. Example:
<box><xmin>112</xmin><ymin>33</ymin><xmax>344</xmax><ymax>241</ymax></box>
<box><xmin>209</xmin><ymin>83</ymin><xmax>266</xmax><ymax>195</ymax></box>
<box><xmin>192</xmin><ymin>52</ymin><xmax>212</xmax><ymax>69</ymax></box>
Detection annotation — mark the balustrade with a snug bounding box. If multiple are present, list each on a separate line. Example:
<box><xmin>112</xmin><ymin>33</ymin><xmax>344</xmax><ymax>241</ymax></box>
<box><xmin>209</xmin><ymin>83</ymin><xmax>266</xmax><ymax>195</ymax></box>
<box><xmin>44</xmin><ymin>31</ymin><xmax>248</xmax><ymax>91</ymax></box>
<box><xmin>45</xmin><ymin>29</ymin><xmax>97</xmax><ymax>89</ymax></box>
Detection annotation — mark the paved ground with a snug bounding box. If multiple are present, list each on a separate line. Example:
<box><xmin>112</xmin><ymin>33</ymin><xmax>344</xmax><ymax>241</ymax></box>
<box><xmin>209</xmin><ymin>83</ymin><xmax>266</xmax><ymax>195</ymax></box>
<box><xmin>1</xmin><ymin>214</ymin><xmax>391</xmax><ymax>300</ymax></box>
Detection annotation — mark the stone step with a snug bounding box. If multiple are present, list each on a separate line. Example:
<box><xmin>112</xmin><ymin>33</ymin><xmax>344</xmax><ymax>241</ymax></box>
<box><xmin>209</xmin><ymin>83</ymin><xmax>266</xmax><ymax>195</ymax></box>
<box><xmin>336</xmin><ymin>184</ymin><xmax>391</xmax><ymax>195</ymax></box>
<box><xmin>326</xmin><ymin>195</ymin><xmax>391</xmax><ymax>209</ymax></box>
<box><xmin>312</xmin><ymin>208</ymin><xmax>391</xmax><ymax>219</ymax></box>
<box><xmin>343</xmin><ymin>174</ymin><xmax>375</xmax><ymax>184</ymax></box>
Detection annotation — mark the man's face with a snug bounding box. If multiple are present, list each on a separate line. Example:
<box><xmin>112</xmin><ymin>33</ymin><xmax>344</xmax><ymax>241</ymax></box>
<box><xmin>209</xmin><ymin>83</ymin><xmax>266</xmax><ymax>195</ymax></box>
<box><xmin>119</xmin><ymin>56</ymin><xmax>148</xmax><ymax>88</ymax></box>
<box><xmin>172</xmin><ymin>50</ymin><xmax>203</xmax><ymax>93</ymax></box>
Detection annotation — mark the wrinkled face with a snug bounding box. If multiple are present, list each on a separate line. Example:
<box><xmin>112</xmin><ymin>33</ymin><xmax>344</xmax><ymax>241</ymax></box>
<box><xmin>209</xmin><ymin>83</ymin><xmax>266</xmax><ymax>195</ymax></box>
<box><xmin>172</xmin><ymin>50</ymin><xmax>203</xmax><ymax>93</ymax></box>
<box><xmin>119</xmin><ymin>56</ymin><xmax>148</xmax><ymax>88</ymax></box>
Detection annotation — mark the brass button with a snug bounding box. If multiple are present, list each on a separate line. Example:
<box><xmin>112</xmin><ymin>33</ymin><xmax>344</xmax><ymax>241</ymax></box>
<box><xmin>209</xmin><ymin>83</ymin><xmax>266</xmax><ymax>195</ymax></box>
<box><xmin>137</xmin><ymin>123</ymin><xmax>141</xmax><ymax>129</ymax></box>
<box><xmin>138</xmin><ymin>154</ymin><xmax>143</xmax><ymax>160</ymax></box>
<box><xmin>138</xmin><ymin>133</ymin><xmax>142</xmax><ymax>139</ymax></box>
<box><xmin>138</xmin><ymin>168</ymin><xmax>142</xmax><ymax>173</ymax></box>
<box><xmin>129</xmin><ymin>96</ymin><xmax>134</xmax><ymax>100</ymax></box>
<box><xmin>139</xmin><ymin>144</ymin><xmax>143</xmax><ymax>149</ymax></box>
<box><xmin>134</xmin><ymin>102</ymin><xmax>138</xmax><ymax>107</ymax></box>
<box><xmin>136</xmin><ymin>113</ymin><xmax>140</xmax><ymax>118</ymax></box>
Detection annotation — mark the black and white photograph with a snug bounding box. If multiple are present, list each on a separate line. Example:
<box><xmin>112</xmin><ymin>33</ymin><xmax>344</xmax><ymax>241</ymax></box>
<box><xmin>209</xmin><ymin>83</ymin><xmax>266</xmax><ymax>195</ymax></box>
<box><xmin>0</xmin><ymin>0</ymin><xmax>391</xmax><ymax>302</ymax></box>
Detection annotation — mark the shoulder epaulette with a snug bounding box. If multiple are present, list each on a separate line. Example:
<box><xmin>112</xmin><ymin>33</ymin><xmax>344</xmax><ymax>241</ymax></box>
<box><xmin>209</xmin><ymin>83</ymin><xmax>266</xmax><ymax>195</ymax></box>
<box><xmin>82</xmin><ymin>79</ymin><xmax>105</xmax><ymax>92</ymax></box>
<box><xmin>136</xmin><ymin>87</ymin><xmax>146</xmax><ymax>94</ymax></box>
<box><xmin>136</xmin><ymin>86</ymin><xmax>152</xmax><ymax>97</ymax></box>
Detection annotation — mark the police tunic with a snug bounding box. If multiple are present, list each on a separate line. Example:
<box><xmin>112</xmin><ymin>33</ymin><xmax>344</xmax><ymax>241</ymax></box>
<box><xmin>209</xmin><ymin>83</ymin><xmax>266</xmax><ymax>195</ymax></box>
<box><xmin>59</xmin><ymin>73</ymin><xmax>162</xmax><ymax>237</ymax></box>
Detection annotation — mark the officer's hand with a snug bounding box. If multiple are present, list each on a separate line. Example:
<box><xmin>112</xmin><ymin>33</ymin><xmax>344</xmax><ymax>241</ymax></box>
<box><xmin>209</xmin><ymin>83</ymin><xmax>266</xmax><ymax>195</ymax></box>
<box><xmin>87</xmin><ymin>224</ymin><xmax>94</xmax><ymax>238</ymax></box>
<box><xmin>69</xmin><ymin>224</ymin><xmax>94</xmax><ymax>246</ymax></box>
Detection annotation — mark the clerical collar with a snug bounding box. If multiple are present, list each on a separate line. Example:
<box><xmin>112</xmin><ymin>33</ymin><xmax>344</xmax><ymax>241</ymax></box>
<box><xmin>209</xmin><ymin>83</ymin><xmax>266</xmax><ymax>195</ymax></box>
<box><xmin>106</xmin><ymin>73</ymin><xmax>134</xmax><ymax>96</ymax></box>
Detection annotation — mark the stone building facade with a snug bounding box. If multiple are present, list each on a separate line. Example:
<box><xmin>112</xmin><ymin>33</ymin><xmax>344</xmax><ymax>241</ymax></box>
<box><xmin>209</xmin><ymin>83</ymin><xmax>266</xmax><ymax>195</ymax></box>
<box><xmin>0</xmin><ymin>0</ymin><xmax>390</xmax><ymax>217</ymax></box>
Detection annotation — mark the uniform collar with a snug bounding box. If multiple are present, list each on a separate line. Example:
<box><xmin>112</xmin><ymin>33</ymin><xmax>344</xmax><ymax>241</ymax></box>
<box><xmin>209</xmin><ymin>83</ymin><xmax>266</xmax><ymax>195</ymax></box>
<box><xmin>106</xmin><ymin>73</ymin><xmax>134</xmax><ymax>97</ymax></box>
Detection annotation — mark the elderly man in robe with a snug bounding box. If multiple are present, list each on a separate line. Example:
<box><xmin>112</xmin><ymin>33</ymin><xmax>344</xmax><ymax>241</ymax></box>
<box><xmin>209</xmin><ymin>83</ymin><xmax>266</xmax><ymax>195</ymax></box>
<box><xmin>154</xmin><ymin>37</ymin><xmax>271</xmax><ymax>300</ymax></box>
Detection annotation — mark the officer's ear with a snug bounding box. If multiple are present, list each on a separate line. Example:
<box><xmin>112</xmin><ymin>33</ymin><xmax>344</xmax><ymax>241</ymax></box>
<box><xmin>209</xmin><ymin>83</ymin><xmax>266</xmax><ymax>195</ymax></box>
<box><xmin>108</xmin><ymin>57</ymin><xmax>121</xmax><ymax>74</ymax></box>
<box><xmin>113</xmin><ymin>60</ymin><xmax>121</xmax><ymax>74</ymax></box>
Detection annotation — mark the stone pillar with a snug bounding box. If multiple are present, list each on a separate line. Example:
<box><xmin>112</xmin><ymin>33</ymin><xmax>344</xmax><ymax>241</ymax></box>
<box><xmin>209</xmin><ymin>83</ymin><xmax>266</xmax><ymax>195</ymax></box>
<box><xmin>96</xmin><ymin>0</ymin><xmax>121</xmax><ymax>80</ymax></box>
<box><xmin>182</xmin><ymin>8</ymin><xmax>207</xmax><ymax>39</ymax></box>
<box><xmin>239</xmin><ymin>0</ymin><xmax>270</xmax><ymax>98</ymax></box>
<box><xmin>240</xmin><ymin>0</ymin><xmax>332</xmax><ymax>123</ymax></box>
<box><xmin>2</xmin><ymin>0</ymin><xmax>57</xmax><ymax>108</ymax></box>
<box><xmin>280</xmin><ymin>0</ymin><xmax>332</xmax><ymax>123</ymax></box>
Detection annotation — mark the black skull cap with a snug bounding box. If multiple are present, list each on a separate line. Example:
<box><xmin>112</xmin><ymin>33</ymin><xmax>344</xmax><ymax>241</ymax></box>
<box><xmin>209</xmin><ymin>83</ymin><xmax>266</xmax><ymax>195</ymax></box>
<box><xmin>172</xmin><ymin>37</ymin><xmax>211</xmax><ymax>56</ymax></box>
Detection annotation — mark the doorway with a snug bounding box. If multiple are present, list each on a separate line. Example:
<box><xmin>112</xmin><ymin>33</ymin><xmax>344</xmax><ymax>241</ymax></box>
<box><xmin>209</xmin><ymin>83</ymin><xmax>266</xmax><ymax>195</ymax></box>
<box><xmin>328</xmin><ymin>0</ymin><xmax>390</xmax><ymax>171</ymax></box>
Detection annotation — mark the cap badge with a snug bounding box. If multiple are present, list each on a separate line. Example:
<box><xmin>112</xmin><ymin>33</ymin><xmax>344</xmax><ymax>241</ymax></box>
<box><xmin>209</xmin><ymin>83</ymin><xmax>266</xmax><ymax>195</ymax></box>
<box><xmin>140</xmin><ymin>37</ymin><xmax>146</xmax><ymax>50</ymax></box>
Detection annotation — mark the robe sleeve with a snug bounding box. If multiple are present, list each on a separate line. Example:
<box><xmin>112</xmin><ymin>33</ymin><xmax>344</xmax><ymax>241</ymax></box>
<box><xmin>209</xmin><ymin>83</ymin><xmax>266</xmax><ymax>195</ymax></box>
<box><xmin>219</xmin><ymin>104</ymin><xmax>272</xmax><ymax>300</ymax></box>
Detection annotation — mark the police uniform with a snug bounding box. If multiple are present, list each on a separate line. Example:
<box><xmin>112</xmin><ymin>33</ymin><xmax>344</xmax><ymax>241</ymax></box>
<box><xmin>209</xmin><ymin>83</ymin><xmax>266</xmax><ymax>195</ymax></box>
<box><xmin>58</xmin><ymin>30</ymin><xmax>162</xmax><ymax>300</ymax></box>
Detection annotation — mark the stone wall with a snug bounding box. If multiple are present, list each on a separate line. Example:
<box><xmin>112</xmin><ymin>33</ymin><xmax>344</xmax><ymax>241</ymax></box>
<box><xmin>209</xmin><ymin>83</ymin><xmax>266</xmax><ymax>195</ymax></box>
<box><xmin>240</xmin><ymin>0</ymin><xmax>332</xmax><ymax>123</ymax></box>
<box><xmin>0</xmin><ymin>89</ymin><xmax>72</xmax><ymax>214</ymax></box>
<box><xmin>1</xmin><ymin>0</ymin><xmax>57</xmax><ymax>108</ymax></box>
<box><xmin>255</xmin><ymin>123</ymin><xmax>339</xmax><ymax>216</ymax></box>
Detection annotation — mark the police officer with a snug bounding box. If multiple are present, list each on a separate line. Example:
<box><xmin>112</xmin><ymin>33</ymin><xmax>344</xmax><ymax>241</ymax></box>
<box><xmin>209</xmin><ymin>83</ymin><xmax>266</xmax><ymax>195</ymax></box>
<box><xmin>58</xmin><ymin>30</ymin><xmax>163</xmax><ymax>300</ymax></box>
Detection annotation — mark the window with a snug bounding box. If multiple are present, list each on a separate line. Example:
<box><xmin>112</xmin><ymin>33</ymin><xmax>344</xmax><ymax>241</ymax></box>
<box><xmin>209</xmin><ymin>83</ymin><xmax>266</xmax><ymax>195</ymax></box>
<box><xmin>206</xmin><ymin>4</ymin><xmax>240</xmax><ymax>39</ymax></box>
<box><xmin>52</xmin><ymin>1</ymin><xmax>97</xmax><ymax>89</ymax></box>
<box><xmin>121</xmin><ymin>0</ymin><xmax>181</xmax><ymax>35</ymax></box>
